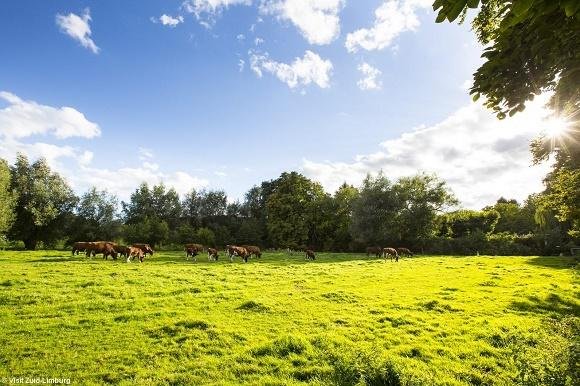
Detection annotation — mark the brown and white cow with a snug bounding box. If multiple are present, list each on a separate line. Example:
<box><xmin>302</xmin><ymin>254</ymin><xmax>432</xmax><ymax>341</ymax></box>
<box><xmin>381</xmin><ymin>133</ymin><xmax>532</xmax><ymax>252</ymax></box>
<box><xmin>185</xmin><ymin>247</ymin><xmax>199</xmax><ymax>261</ymax></box>
<box><xmin>127</xmin><ymin>247</ymin><xmax>144</xmax><ymax>263</ymax></box>
<box><xmin>382</xmin><ymin>247</ymin><xmax>399</xmax><ymax>262</ymax></box>
<box><xmin>185</xmin><ymin>243</ymin><xmax>204</xmax><ymax>259</ymax></box>
<box><xmin>305</xmin><ymin>249</ymin><xmax>316</xmax><ymax>260</ymax></box>
<box><xmin>132</xmin><ymin>244</ymin><xmax>154</xmax><ymax>257</ymax></box>
<box><xmin>231</xmin><ymin>246</ymin><xmax>249</xmax><ymax>263</ymax></box>
<box><xmin>207</xmin><ymin>248</ymin><xmax>219</xmax><ymax>261</ymax></box>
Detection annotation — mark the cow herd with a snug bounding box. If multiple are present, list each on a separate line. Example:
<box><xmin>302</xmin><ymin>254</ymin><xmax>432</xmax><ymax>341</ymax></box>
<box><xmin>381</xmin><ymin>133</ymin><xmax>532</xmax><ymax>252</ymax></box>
<box><xmin>72</xmin><ymin>241</ymin><xmax>154</xmax><ymax>263</ymax></box>
<box><xmin>72</xmin><ymin>241</ymin><xmax>413</xmax><ymax>264</ymax></box>
<box><xmin>366</xmin><ymin>246</ymin><xmax>413</xmax><ymax>262</ymax></box>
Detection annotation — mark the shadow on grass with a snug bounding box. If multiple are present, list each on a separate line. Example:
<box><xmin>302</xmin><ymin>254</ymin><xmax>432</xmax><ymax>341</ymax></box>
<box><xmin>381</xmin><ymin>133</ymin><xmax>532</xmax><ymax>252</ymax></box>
<box><xmin>29</xmin><ymin>257</ymin><xmax>83</xmax><ymax>263</ymax></box>
<box><xmin>525</xmin><ymin>256</ymin><xmax>579</xmax><ymax>270</ymax></box>
<box><xmin>510</xmin><ymin>293</ymin><xmax>580</xmax><ymax>318</ymax></box>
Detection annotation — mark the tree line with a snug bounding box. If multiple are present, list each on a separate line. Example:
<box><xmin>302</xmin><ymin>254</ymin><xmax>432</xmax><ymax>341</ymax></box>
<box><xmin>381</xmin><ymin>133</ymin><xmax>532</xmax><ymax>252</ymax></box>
<box><xmin>0</xmin><ymin>153</ymin><xmax>576</xmax><ymax>255</ymax></box>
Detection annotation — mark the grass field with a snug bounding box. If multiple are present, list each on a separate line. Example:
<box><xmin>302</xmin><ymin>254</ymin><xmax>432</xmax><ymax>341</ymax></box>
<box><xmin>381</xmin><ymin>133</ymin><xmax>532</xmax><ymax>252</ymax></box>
<box><xmin>0</xmin><ymin>251</ymin><xmax>578</xmax><ymax>385</ymax></box>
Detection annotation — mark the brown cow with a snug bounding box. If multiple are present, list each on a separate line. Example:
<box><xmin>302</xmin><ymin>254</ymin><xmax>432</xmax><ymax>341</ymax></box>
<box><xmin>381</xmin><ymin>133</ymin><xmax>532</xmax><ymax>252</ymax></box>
<box><xmin>126</xmin><ymin>247</ymin><xmax>144</xmax><ymax>263</ymax></box>
<box><xmin>86</xmin><ymin>241</ymin><xmax>117</xmax><ymax>259</ymax></box>
<box><xmin>231</xmin><ymin>246</ymin><xmax>249</xmax><ymax>263</ymax></box>
<box><xmin>383</xmin><ymin>247</ymin><xmax>399</xmax><ymax>262</ymax></box>
<box><xmin>72</xmin><ymin>242</ymin><xmax>91</xmax><ymax>255</ymax></box>
<box><xmin>366</xmin><ymin>246</ymin><xmax>382</xmax><ymax>258</ymax></box>
<box><xmin>207</xmin><ymin>248</ymin><xmax>219</xmax><ymax>261</ymax></box>
<box><xmin>185</xmin><ymin>243</ymin><xmax>204</xmax><ymax>259</ymax></box>
<box><xmin>305</xmin><ymin>249</ymin><xmax>316</xmax><ymax>260</ymax></box>
<box><xmin>241</xmin><ymin>245</ymin><xmax>261</xmax><ymax>258</ymax></box>
<box><xmin>397</xmin><ymin>247</ymin><xmax>413</xmax><ymax>257</ymax></box>
<box><xmin>132</xmin><ymin>244</ymin><xmax>154</xmax><ymax>256</ymax></box>
<box><xmin>113</xmin><ymin>245</ymin><xmax>131</xmax><ymax>259</ymax></box>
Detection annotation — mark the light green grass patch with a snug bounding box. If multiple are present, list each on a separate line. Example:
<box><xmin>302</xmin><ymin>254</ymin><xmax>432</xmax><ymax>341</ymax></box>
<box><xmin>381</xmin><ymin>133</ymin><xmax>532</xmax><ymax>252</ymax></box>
<box><xmin>0</xmin><ymin>251</ymin><xmax>578</xmax><ymax>385</ymax></box>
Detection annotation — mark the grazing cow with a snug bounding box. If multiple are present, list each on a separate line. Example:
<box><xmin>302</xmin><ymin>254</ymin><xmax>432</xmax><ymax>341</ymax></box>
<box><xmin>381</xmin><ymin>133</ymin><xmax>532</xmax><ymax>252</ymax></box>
<box><xmin>366</xmin><ymin>246</ymin><xmax>382</xmax><ymax>258</ymax></box>
<box><xmin>242</xmin><ymin>245</ymin><xmax>261</xmax><ymax>258</ymax></box>
<box><xmin>113</xmin><ymin>245</ymin><xmax>130</xmax><ymax>259</ymax></box>
<box><xmin>305</xmin><ymin>249</ymin><xmax>316</xmax><ymax>260</ymax></box>
<box><xmin>132</xmin><ymin>244</ymin><xmax>154</xmax><ymax>256</ymax></box>
<box><xmin>85</xmin><ymin>241</ymin><xmax>117</xmax><ymax>259</ymax></box>
<box><xmin>231</xmin><ymin>246</ymin><xmax>249</xmax><ymax>263</ymax></box>
<box><xmin>185</xmin><ymin>243</ymin><xmax>204</xmax><ymax>258</ymax></box>
<box><xmin>186</xmin><ymin>247</ymin><xmax>199</xmax><ymax>261</ymax></box>
<box><xmin>225</xmin><ymin>245</ymin><xmax>236</xmax><ymax>259</ymax></box>
<box><xmin>127</xmin><ymin>247</ymin><xmax>144</xmax><ymax>263</ymax></box>
<box><xmin>382</xmin><ymin>247</ymin><xmax>399</xmax><ymax>262</ymax></box>
<box><xmin>397</xmin><ymin>247</ymin><xmax>413</xmax><ymax>257</ymax></box>
<box><xmin>207</xmin><ymin>248</ymin><xmax>219</xmax><ymax>261</ymax></box>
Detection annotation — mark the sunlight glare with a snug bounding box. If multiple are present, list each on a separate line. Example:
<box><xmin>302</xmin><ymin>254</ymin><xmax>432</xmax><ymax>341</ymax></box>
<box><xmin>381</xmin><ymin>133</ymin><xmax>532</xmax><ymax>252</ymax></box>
<box><xmin>544</xmin><ymin>117</ymin><xmax>570</xmax><ymax>138</ymax></box>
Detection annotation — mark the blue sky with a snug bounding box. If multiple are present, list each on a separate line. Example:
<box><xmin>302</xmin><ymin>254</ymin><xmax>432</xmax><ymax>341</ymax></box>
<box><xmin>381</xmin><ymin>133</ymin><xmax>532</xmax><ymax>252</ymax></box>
<box><xmin>0</xmin><ymin>0</ymin><xmax>552</xmax><ymax>208</ymax></box>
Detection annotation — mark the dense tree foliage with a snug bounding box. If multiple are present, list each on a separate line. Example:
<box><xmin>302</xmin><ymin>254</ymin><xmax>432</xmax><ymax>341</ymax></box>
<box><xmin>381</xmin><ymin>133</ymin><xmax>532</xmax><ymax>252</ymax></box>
<box><xmin>8</xmin><ymin>154</ymin><xmax>77</xmax><ymax>249</ymax></box>
<box><xmin>351</xmin><ymin>173</ymin><xmax>457</xmax><ymax>248</ymax></box>
<box><xmin>0</xmin><ymin>159</ymin><xmax>16</xmax><ymax>239</ymax></box>
<box><xmin>266</xmin><ymin>172</ymin><xmax>326</xmax><ymax>249</ymax></box>
<box><xmin>0</xmin><ymin>154</ymin><xmax>574</xmax><ymax>254</ymax></box>
<box><xmin>72</xmin><ymin>188</ymin><xmax>120</xmax><ymax>242</ymax></box>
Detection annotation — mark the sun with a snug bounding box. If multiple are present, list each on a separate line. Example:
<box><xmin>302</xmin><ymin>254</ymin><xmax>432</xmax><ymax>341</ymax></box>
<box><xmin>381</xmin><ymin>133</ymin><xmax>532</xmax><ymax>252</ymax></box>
<box><xmin>544</xmin><ymin>117</ymin><xmax>570</xmax><ymax>138</ymax></box>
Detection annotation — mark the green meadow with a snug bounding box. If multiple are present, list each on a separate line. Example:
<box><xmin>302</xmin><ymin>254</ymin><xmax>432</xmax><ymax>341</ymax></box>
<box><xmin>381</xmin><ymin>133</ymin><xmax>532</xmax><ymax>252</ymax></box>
<box><xmin>0</xmin><ymin>251</ymin><xmax>578</xmax><ymax>385</ymax></box>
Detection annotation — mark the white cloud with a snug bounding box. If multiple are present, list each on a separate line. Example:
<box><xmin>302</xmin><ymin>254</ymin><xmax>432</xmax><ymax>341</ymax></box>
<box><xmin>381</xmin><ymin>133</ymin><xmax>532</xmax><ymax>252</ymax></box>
<box><xmin>153</xmin><ymin>14</ymin><xmax>184</xmax><ymax>27</ymax></box>
<box><xmin>254</xmin><ymin>37</ymin><xmax>264</xmax><ymax>45</ymax></box>
<box><xmin>215</xmin><ymin>171</ymin><xmax>228</xmax><ymax>177</ymax></box>
<box><xmin>182</xmin><ymin>0</ymin><xmax>252</xmax><ymax>25</ymax></box>
<box><xmin>303</xmin><ymin>97</ymin><xmax>554</xmax><ymax>209</ymax></box>
<box><xmin>71</xmin><ymin>164</ymin><xmax>209</xmax><ymax>200</ymax></box>
<box><xmin>260</xmin><ymin>0</ymin><xmax>344</xmax><ymax>45</ymax></box>
<box><xmin>0</xmin><ymin>91</ymin><xmax>101</xmax><ymax>139</ymax></box>
<box><xmin>138</xmin><ymin>147</ymin><xmax>154</xmax><ymax>160</ymax></box>
<box><xmin>0</xmin><ymin>92</ymin><xmax>208</xmax><ymax>200</ymax></box>
<box><xmin>345</xmin><ymin>0</ymin><xmax>430</xmax><ymax>53</ymax></box>
<box><xmin>56</xmin><ymin>8</ymin><xmax>100</xmax><ymax>54</ymax></box>
<box><xmin>249</xmin><ymin>49</ymin><xmax>333</xmax><ymax>89</ymax></box>
<box><xmin>238</xmin><ymin>59</ymin><xmax>245</xmax><ymax>72</ymax></box>
<box><xmin>357</xmin><ymin>62</ymin><xmax>382</xmax><ymax>90</ymax></box>
<box><xmin>237</xmin><ymin>33</ymin><xmax>246</xmax><ymax>40</ymax></box>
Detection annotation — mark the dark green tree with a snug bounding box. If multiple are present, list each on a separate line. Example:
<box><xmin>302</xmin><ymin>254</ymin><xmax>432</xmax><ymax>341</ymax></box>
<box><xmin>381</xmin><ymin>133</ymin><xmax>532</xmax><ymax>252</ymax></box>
<box><xmin>9</xmin><ymin>154</ymin><xmax>77</xmax><ymax>249</ymax></box>
<box><xmin>0</xmin><ymin>159</ymin><xmax>16</xmax><ymax>239</ymax></box>
<box><xmin>332</xmin><ymin>183</ymin><xmax>359</xmax><ymax>251</ymax></box>
<box><xmin>350</xmin><ymin>173</ymin><xmax>401</xmax><ymax>246</ymax></box>
<box><xmin>73</xmin><ymin>187</ymin><xmax>120</xmax><ymax>241</ymax></box>
<box><xmin>394</xmin><ymin>174</ymin><xmax>457</xmax><ymax>247</ymax></box>
<box><xmin>439</xmin><ymin>209</ymin><xmax>500</xmax><ymax>238</ymax></box>
<box><xmin>266</xmin><ymin>172</ymin><xmax>326</xmax><ymax>248</ymax></box>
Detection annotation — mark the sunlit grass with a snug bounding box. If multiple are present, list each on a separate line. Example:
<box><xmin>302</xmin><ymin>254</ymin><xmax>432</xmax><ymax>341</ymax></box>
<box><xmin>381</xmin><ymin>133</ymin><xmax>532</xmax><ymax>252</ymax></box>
<box><xmin>0</xmin><ymin>251</ymin><xmax>577</xmax><ymax>385</ymax></box>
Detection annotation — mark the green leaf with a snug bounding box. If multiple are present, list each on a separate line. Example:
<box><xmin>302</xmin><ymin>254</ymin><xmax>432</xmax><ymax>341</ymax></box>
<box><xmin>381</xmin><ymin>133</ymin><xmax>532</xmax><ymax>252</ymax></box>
<box><xmin>472</xmin><ymin>93</ymin><xmax>480</xmax><ymax>102</ymax></box>
<box><xmin>432</xmin><ymin>0</ymin><xmax>445</xmax><ymax>11</ymax></box>
<box><xmin>447</xmin><ymin>0</ymin><xmax>469</xmax><ymax>22</ymax></box>
<box><xmin>466</xmin><ymin>0</ymin><xmax>479</xmax><ymax>8</ymax></box>
<box><xmin>512</xmin><ymin>0</ymin><xmax>534</xmax><ymax>17</ymax></box>
<box><xmin>435</xmin><ymin>11</ymin><xmax>447</xmax><ymax>23</ymax></box>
